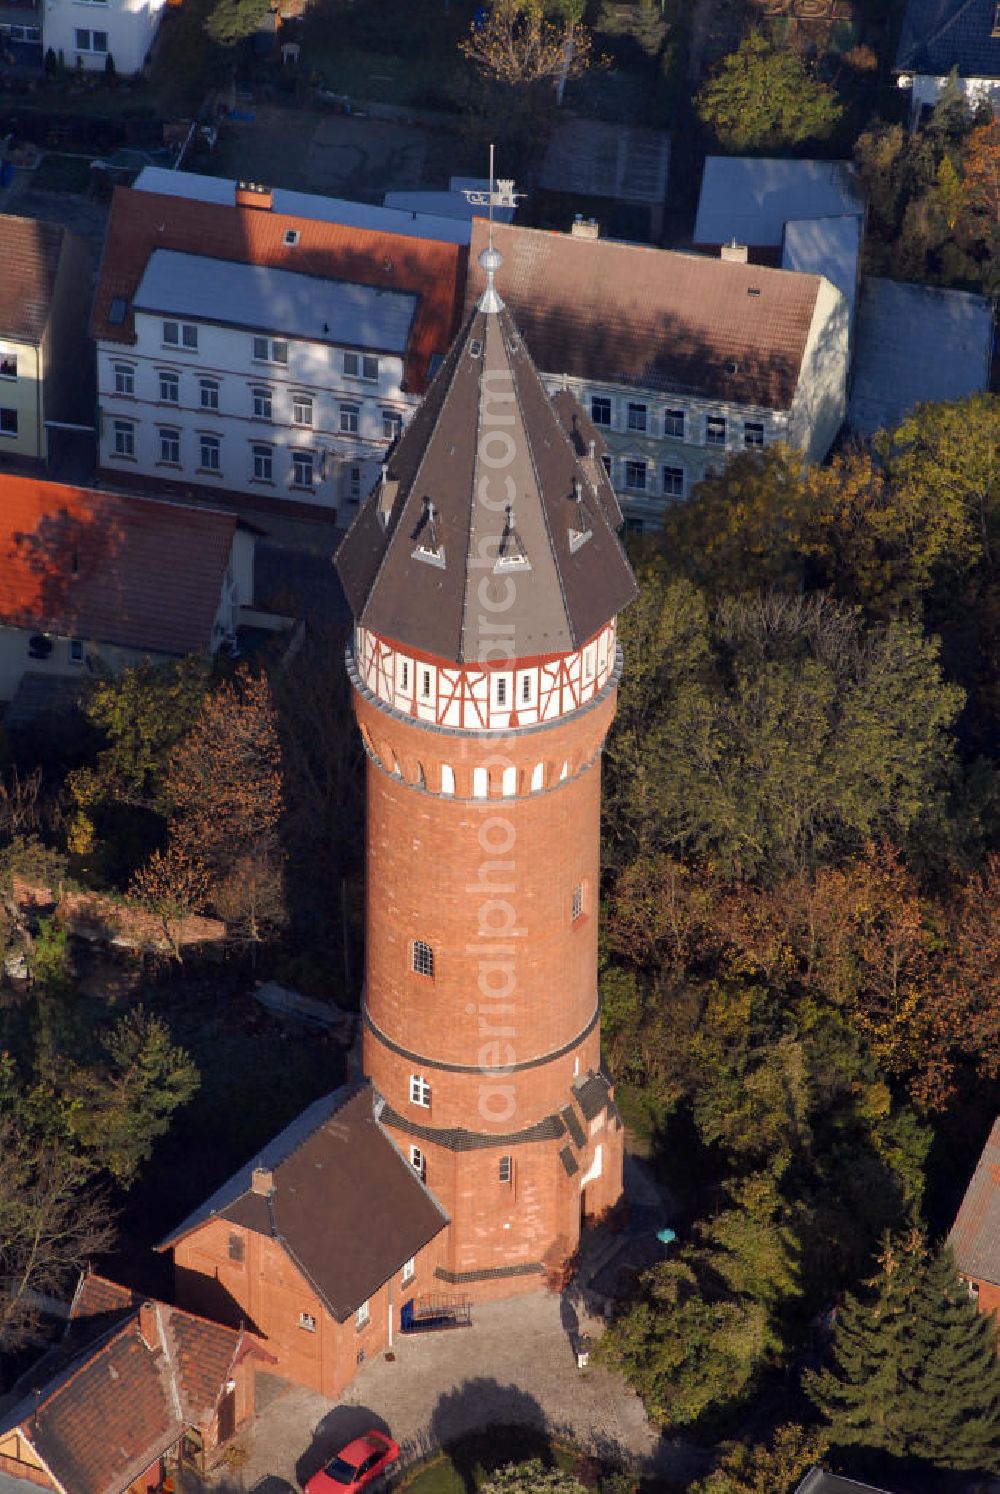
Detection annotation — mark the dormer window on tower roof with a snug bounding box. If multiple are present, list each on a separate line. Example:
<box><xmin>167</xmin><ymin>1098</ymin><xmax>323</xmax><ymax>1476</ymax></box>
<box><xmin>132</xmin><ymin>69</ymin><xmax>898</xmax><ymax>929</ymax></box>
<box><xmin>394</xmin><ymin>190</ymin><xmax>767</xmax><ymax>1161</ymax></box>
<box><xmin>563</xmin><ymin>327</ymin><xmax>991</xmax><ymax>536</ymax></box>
<box><xmin>412</xmin><ymin>497</ymin><xmax>445</xmax><ymax>568</ymax></box>
<box><xmin>495</xmin><ymin>505</ymin><xmax>530</xmax><ymax>572</ymax></box>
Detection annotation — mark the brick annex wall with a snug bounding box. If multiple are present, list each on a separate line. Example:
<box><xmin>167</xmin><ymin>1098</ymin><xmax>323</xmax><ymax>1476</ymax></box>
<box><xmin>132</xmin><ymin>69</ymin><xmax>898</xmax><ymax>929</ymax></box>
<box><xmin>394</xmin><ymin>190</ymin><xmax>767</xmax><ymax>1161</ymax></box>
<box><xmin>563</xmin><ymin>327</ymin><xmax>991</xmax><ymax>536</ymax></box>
<box><xmin>172</xmin><ymin>1216</ymin><xmax>449</xmax><ymax>1398</ymax></box>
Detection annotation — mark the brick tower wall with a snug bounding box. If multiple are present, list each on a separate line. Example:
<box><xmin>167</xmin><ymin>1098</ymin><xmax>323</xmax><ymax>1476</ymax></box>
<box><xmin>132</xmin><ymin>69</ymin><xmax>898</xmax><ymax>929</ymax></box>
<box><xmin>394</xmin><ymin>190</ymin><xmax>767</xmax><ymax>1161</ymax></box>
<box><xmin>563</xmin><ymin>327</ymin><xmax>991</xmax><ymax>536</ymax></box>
<box><xmin>353</xmin><ymin>676</ymin><xmax>624</xmax><ymax>1290</ymax></box>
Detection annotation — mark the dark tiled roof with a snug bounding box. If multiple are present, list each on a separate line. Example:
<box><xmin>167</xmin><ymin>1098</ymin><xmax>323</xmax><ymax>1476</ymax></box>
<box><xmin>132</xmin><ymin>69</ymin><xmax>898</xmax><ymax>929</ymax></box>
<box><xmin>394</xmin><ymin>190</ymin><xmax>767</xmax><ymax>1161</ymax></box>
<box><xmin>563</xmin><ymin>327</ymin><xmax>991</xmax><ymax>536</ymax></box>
<box><xmin>573</xmin><ymin>1072</ymin><xmax>612</xmax><ymax>1122</ymax></box>
<box><xmin>465</xmin><ymin>220</ymin><xmax>822</xmax><ymax>410</ymax></box>
<box><xmin>435</xmin><ymin>1262</ymin><xmax>545</xmax><ymax>1284</ymax></box>
<box><xmin>948</xmin><ymin>1116</ymin><xmax>1000</xmax><ymax>1284</ymax></box>
<box><xmin>895</xmin><ymin>0</ymin><xmax>1000</xmax><ymax>78</ymax></box>
<box><xmin>163</xmin><ymin>1086</ymin><xmax>448</xmax><ymax>1322</ymax></box>
<box><xmin>336</xmin><ymin>300</ymin><xmax>637</xmax><ymax>663</ymax></box>
<box><xmin>0</xmin><ymin>476</ymin><xmax>237</xmax><ymax>656</ymax></box>
<box><xmin>168</xmin><ymin>1307</ymin><xmax>249</xmax><ymax>1424</ymax></box>
<box><xmin>796</xmin><ymin>1470</ymin><xmax>896</xmax><ymax>1494</ymax></box>
<box><xmin>560</xmin><ymin>1105</ymin><xmax>587</xmax><ymax>1149</ymax></box>
<box><xmin>69</xmin><ymin>1273</ymin><xmax>139</xmax><ymax>1323</ymax></box>
<box><xmin>93</xmin><ymin>187</ymin><xmax>465</xmax><ymax>391</ymax></box>
<box><xmin>0</xmin><ymin>214</ymin><xmax>66</xmax><ymax>343</ymax></box>
<box><xmin>560</xmin><ymin>1147</ymin><xmax>580</xmax><ymax>1177</ymax></box>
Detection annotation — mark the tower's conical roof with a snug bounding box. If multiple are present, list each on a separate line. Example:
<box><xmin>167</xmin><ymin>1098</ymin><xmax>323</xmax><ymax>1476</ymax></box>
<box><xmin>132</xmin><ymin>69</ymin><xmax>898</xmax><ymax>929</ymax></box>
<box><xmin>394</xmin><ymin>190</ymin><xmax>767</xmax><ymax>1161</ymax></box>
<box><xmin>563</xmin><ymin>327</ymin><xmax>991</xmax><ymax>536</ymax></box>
<box><xmin>335</xmin><ymin>291</ymin><xmax>637</xmax><ymax>664</ymax></box>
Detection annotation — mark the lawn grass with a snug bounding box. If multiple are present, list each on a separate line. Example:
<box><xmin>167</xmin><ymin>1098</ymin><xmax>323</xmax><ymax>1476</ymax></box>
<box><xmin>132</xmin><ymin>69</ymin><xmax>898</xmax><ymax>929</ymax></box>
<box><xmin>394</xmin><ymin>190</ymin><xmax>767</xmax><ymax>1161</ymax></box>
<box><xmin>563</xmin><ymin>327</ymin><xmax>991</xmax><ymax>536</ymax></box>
<box><xmin>394</xmin><ymin>1430</ymin><xmax>582</xmax><ymax>1492</ymax></box>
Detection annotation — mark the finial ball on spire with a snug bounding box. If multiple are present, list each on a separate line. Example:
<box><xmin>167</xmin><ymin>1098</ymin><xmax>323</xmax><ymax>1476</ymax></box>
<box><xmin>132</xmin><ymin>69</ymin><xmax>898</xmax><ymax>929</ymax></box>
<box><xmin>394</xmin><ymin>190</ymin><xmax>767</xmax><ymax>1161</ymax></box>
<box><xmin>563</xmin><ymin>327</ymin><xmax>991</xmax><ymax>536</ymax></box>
<box><xmin>479</xmin><ymin>245</ymin><xmax>503</xmax><ymax>278</ymax></box>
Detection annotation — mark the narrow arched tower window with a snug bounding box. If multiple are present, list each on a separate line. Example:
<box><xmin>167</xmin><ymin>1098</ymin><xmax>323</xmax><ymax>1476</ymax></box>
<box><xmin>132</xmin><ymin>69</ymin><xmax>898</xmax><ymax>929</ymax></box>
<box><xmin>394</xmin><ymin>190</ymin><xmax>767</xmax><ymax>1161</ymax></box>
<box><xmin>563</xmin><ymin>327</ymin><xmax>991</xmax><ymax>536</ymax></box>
<box><xmin>412</xmin><ymin>940</ymin><xmax>434</xmax><ymax>977</ymax></box>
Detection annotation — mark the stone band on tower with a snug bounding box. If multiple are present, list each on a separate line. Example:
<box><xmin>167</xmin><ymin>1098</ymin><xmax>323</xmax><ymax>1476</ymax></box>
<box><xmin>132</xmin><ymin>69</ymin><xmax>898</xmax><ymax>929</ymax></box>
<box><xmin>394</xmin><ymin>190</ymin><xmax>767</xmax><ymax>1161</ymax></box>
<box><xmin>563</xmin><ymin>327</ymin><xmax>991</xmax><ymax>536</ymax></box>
<box><xmin>336</xmin><ymin>246</ymin><xmax>637</xmax><ymax>1296</ymax></box>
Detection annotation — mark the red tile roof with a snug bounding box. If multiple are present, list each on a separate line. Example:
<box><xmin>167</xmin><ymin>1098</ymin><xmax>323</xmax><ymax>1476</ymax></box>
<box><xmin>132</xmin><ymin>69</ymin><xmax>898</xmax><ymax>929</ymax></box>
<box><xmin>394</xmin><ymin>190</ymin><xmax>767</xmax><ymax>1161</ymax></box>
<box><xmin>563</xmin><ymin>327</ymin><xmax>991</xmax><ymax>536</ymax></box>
<box><xmin>0</xmin><ymin>214</ymin><xmax>67</xmax><ymax>344</ymax></box>
<box><xmin>69</xmin><ymin>1272</ymin><xmax>139</xmax><ymax>1324</ymax></box>
<box><xmin>949</xmin><ymin>1116</ymin><xmax>1000</xmax><ymax>1285</ymax></box>
<box><xmin>0</xmin><ymin>475</ymin><xmax>237</xmax><ymax>656</ymax></box>
<box><xmin>93</xmin><ymin>187</ymin><xmax>467</xmax><ymax>391</ymax></box>
<box><xmin>466</xmin><ymin>219</ymin><xmax>823</xmax><ymax>410</ymax></box>
<box><xmin>8</xmin><ymin>1293</ymin><xmax>271</xmax><ymax>1494</ymax></box>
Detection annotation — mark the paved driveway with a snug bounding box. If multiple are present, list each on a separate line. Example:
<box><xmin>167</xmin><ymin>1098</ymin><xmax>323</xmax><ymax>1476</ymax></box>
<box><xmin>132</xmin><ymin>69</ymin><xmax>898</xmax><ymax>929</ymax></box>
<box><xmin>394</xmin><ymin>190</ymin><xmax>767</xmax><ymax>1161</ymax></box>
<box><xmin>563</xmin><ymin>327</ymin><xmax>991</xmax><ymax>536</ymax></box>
<box><xmin>237</xmin><ymin>1290</ymin><xmax>705</xmax><ymax>1492</ymax></box>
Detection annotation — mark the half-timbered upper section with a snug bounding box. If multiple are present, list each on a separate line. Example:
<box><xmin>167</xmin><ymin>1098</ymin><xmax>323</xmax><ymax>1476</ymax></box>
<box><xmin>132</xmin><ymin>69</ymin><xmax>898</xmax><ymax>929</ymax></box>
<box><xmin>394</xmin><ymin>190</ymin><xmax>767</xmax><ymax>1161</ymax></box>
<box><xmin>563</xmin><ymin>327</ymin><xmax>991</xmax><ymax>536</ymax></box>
<box><xmin>334</xmin><ymin>269</ymin><xmax>637</xmax><ymax>670</ymax></box>
<box><xmin>353</xmin><ymin>619</ymin><xmax>618</xmax><ymax>733</ymax></box>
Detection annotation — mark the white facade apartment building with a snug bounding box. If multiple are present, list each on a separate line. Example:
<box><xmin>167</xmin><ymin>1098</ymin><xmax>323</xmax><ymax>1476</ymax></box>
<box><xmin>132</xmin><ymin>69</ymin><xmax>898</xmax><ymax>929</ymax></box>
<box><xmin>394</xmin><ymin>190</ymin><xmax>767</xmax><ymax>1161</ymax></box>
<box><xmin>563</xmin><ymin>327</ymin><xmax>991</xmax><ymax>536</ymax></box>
<box><xmin>98</xmin><ymin>251</ymin><xmax>417</xmax><ymax>510</ymax></box>
<box><xmin>92</xmin><ymin>173</ymin><xmax>464</xmax><ymax>514</ymax></box>
<box><xmin>466</xmin><ymin>220</ymin><xmax>851</xmax><ymax>532</ymax></box>
<box><xmin>43</xmin><ymin>0</ymin><xmax>169</xmax><ymax>73</ymax></box>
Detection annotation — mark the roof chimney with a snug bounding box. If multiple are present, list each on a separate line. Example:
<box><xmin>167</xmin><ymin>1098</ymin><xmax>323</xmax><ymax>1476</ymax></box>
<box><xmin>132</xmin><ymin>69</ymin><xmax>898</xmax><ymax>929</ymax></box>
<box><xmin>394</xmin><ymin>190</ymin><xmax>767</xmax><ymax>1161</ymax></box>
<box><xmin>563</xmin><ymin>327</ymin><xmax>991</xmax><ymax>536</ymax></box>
<box><xmin>236</xmin><ymin>181</ymin><xmax>273</xmax><ymax>211</ymax></box>
<box><xmin>138</xmin><ymin>1302</ymin><xmax>160</xmax><ymax>1352</ymax></box>
<box><xmin>251</xmin><ymin>1165</ymin><xmax>274</xmax><ymax>1195</ymax></box>
<box><xmin>721</xmin><ymin>239</ymin><xmax>749</xmax><ymax>264</ymax></box>
<box><xmin>571</xmin><ymin>215</ymin><xmax>599</xmax><ymax>240</ymax></box>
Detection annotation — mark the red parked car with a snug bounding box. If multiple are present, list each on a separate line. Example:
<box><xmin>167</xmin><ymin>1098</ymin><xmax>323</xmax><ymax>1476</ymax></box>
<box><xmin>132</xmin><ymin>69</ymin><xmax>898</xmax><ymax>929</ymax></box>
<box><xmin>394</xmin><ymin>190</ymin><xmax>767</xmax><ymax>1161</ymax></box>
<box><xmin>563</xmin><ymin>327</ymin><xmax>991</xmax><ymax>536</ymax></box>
<box><xmin>304</xmin><ymin>1431</ymin><xmax>400</xmax><ymax>1492</ymax></box>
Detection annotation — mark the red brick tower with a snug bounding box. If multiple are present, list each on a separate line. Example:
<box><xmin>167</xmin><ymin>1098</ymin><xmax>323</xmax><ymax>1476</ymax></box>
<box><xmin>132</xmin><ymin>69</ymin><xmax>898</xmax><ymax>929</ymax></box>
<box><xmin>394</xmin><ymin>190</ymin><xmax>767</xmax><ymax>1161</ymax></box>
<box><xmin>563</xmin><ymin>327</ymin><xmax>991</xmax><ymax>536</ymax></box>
<box><xmin>336</xmin><ymin>249</ymin><xmax>637</xmax><ymax>1297</ymax></box>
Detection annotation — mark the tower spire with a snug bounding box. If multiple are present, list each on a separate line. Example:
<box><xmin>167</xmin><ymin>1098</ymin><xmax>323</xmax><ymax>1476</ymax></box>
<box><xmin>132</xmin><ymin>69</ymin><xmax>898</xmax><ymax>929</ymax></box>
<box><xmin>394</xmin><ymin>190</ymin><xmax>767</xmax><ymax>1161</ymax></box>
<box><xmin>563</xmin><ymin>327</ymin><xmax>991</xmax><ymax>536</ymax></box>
<box><xmin>477</xmin><ymin>143</ymin><xmax>505</xmax><ymax>315</ymax></box>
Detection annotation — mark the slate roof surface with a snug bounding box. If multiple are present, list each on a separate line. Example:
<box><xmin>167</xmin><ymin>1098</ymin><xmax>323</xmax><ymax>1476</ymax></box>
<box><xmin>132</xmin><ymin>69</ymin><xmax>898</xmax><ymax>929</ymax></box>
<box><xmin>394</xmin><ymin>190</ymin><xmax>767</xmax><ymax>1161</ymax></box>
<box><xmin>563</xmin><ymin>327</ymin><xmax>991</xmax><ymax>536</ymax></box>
<box><xmin>94</xmin><ymin>184</ymin><xmax>466</xmax><ymax>391</ymax></box>
<box><xmin>160</xmin><ymin>1085</ymin><xmax>449</xmax><ymax>1322</ymax></box>
<box><xmin>134</xmin><ymin>248</ymin><xmax>419</xmax><ymax>352</ymax></box>
<box><xmin>6</xmin><ymin>1299</ymin><xmax>253</xmax><ymax>1494</ymax></box>
<box><xmin>0</xmin><ymin>475</ymin><xmax>237</xmax><ymax>655</ymax></box>
<box><xmin>848</xmin><ymin>277</ymin><xmax>992</xmax><ymax>436</ymax></box>
<box><xmin>465</xmin><ymin>220</ymin><xmax>822</xmax><ymax>410</ymax></box>
<box><xmin>796</xmin><ymin>1470</ymin><xmax>895</xmax><ymax>1494</ymax></box>
<box><xmin>895</xmin><ymin>0</ymin><xmax>1000</xmax><ymax>78</ymax></box>
<box><xmin>0</xmin><ymin>213</ymin><xmax>66</xmax><ymax>343</ymax></box>
<box><xmin>694</xmin><ymin>157</ymin><xmax>863</xmax><ymax>248</ymax></box>
<box><xmin>336</xmin><ymin>298</ymin><xmax>637</xmax><ymax>662</ymax></box>
<box><xmin>948</xmin><ymin>1116</ymin><xmax>1000</xmax><ymax>1284</ymax></box>
<box><xmin>573</xmin><ymin>1072</ymin><xmax>612</xmax><ymax>1122</ymax></box>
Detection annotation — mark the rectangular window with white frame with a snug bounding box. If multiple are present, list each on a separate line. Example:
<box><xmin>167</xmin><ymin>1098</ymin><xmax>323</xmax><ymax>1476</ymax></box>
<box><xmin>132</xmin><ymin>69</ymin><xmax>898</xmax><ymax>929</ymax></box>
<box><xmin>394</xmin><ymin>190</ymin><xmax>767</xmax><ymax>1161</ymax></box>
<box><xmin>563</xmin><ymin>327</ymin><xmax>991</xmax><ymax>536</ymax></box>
<box><xmin>409</xmin><ymin>1145</ymin><xmax>425</xmax><ymax>1179</ymax></box>
<box><xmin>252</xmin><ymin>443</ymin><xmax>273</xmax><ymax>482</ymax></box>
<box><xmin>75</xmin><ymin>27</ymin><xmax>108</xmax><ymax>50</ymax></box>
<box><xmin>0</xmin><ymin>407</ymin><xmax>18</xmax><ymax>437</ymax></box>
<box><xmin>591</xmin><ymin>395</ymin><xmax>611</xmax><ymax>427</ymax></box>
<box><xmin>252</xmin><ymin>385</ymin><xmax>273</xmax><ymax>420</ymax></box>
<box><xmin>662</xmin><ymin>464</ymin><xmax>684</xmax><ymax>498</ymax></box>
<box><xmin>113</xmin><ymin>363</ymin><xmax>134</xmax><ymax>397</ymax></box>
<box><xmin>624</xmin><ymin>459</ymin><xmax>647</xmax><ymax>491</ymax></box>
<box><xmin>0</xmin><ymin>352</ymin><xmax>17</xmax><ymax>380</ymax></box>
<box><xmin>664</xmin><ymin>408</ymin><xmax>685</xmax><ymax>439</ymax></box>
<box><xmin>291</xmin><ymin>450</ymin><xmax>314</xmax><ymax>488</ymax></box>
<box><xmin>402</xmin><ymin>1257</ymin><xmax>415</xmax><ymax>1284</ymax></box>
<box><xmin>340</xmin><ymin>402</ymin><xmax>360</xmax><ymax>435</ymax></box>
<box><xmin>158</xmin><ymin>427</ymin><xmax>180</xmax><ymax>465</ymax></box>
<box><xmin>162</xmin><ymin>320</ymin><xmax>197</xmax><ymax>350</ymax></box>
<box><xmin>199</xmin><ymin>378</ymin><xmax>220</xmax><ymax>411</ymax></box>
<box><xmin>744</xmin><ymin>420</ymin><xmax>765</xmax><ymax>449</ymax></box>
<box><xmin>499</xmin><ymin>1155</ymin><xmax>513</xmax><ymax>1184</ymax></box>
<box><xmin>112</xmin><ymin>419</ymin><xmax>134</xmax><ymax>458</ymax></box>
<box><xmin>344</xmin><ymin>351</ymin><xmax>379</xmax><ymax>381</ymax></box>
<box><xmin>356</xmin><ymin>1299</ymin><xmax>370</xmax><ymax>1329</ymax></box>
<box><xmin>382</xmin><ymin>409</ymin><xmax>403</xmax><ymax>441</ymax></box>
<box><xmin>199</xmin><ymin>433</ymin><xmax>220</xmax><ymax>472</ymax></box>
<box><xmin>292</xmin><ymin>392</ymin><xmax>313</xmax><ymax>427</ymax></box>
<box><xmin>158</xmin><ymin>370</ymin><xmax>179</xmax><ymax>404</ymax></box>
<box><xmin>706</xmin><ymin>415</ymin><xmax>726</xmax><ymax>447</ymax></box>
<box><xmin>626</xmin><ymin>401</ymin><xmax>647</xmax><ymax>433</ymax></box>
<box><xmin>409</xmin><ymin>1074</ymin><xmax>431</xmax><ymax>1108</ymax></box>
<box><xmin>252</xmin><ymin>335</ymin><xmax>287</xmax><ymax>365</ymax></box>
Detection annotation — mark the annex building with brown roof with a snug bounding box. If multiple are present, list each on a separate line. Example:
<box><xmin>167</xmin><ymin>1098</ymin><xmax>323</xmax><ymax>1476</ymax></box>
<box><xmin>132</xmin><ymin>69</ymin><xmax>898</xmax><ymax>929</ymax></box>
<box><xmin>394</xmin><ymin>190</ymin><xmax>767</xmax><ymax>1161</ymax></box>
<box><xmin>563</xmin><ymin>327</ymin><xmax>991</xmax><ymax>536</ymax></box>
<box><xmin>0</xmin><ymin>214</ymin><xmax>92</xmax><ymax>469</ymax></box>
<box><xmin>465</xmin><ymin>218</ymin><xmax>850</xmax><ymax>532</ymax></box>
<box><xmin>159</xmin><ymin>1085</ymin><xmax>450</xmax><ymax>1401</ymax></box>
<box><xmin>92</xmin><ymin>170</ymin><xmax>466</xmax><ymax>519</ymax></box>
<box><xmin>0</xmin><ymin>1275</ymin><xmax>272</xmax><ymax>1494</ymax></box>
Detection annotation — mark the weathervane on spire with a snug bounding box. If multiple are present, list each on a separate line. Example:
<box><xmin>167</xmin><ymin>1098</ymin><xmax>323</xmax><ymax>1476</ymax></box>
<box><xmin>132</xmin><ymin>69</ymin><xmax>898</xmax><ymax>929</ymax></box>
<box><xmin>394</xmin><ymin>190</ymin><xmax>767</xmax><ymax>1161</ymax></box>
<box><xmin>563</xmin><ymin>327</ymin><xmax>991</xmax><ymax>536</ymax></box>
<box><xmin>465</xmin><ymin>144</ymin><xmax>523</xmax><ymax>315</ymax></box>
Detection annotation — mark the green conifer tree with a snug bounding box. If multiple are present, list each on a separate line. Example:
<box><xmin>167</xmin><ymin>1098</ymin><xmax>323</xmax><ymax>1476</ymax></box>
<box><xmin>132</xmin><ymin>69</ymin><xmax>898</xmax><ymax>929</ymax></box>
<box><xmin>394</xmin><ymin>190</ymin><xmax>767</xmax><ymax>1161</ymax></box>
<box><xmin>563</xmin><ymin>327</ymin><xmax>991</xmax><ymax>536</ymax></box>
<box><xmin>805</xmin><ymin>1228</ymin><xmax>1000</xmax><ymax>1473</ymax></box>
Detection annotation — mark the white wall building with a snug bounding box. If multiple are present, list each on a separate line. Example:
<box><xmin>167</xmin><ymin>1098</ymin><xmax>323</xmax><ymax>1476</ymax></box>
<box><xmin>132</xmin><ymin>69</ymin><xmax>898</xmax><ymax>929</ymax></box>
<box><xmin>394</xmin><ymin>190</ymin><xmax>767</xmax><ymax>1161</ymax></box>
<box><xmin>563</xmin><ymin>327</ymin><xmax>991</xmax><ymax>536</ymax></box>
<box><xmin>467</xmin><ymin>220</ymin><xmax>850</xmax><ymax>532</ymax></box>
<box><xmin>43</xmin><ymin>0</ymin><xmax>169</xmax><ymax>73</ymax></box>
<box><xmin>894</xmin><ymin>0</ymin><xmax>1000</xmax><ymax>124</ymax></box>
<box><xmin>92</xmin><ymin>173</ymin><xmax>464</xmax><ymax>514</ymax></box>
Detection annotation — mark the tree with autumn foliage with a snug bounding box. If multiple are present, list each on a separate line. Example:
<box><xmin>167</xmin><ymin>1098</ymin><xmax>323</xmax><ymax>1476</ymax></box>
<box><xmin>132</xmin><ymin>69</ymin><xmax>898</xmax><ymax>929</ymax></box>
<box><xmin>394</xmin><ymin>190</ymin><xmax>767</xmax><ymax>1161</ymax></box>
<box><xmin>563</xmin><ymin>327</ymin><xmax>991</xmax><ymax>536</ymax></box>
<box><xmin>132</xmin><ymin>665</ymin><xmax>286</xmax><ymax>949</ymax></box>
<box><xmin>460</xmin><ymin>0</ymin><xmax>596</xmax><ymax>91</ymax></box>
